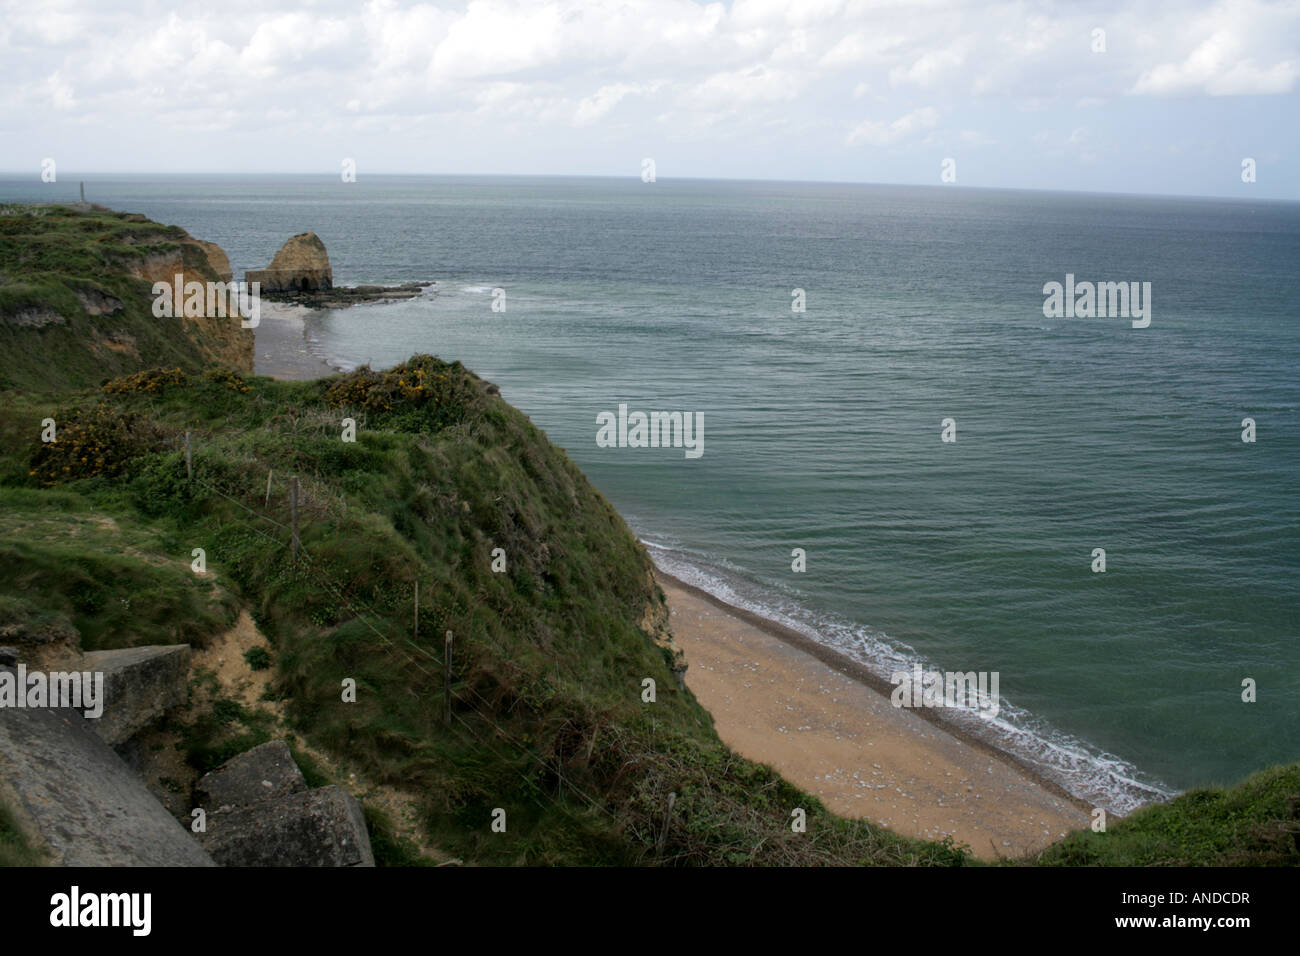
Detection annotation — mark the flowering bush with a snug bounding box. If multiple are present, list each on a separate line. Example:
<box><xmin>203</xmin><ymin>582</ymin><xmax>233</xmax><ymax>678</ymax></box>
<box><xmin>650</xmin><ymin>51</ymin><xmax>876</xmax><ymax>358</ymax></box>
<box><xmin>202</xmin><ymin>365</ymin><xmax>251</xmax><ymax>393</ymax></box>
<box><xmin>102</xmin><ymin>367</ymin><xmax>188</xmax><ymax>395</ymax></box>
<box><xmin>29</xmin><ymin>402</ymin><xmax>166</xmax><ymax>485</ymax></box>
<box><xmin>322</xmin><ymin>355</ymin><xmax>471</xmax><ymax>432</ymax></box>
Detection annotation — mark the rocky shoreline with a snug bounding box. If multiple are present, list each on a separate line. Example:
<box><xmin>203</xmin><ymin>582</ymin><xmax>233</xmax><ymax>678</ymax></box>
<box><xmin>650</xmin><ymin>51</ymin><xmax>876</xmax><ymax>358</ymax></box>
<box><xmin>246</xmin><ymin>230</ymin><xmax>435</xmax><ymax>310</ymax></box>
<box><xmin>261</xmin><ymin>281</ymin><xmax>435</xmax><ymax>310</ymax></box>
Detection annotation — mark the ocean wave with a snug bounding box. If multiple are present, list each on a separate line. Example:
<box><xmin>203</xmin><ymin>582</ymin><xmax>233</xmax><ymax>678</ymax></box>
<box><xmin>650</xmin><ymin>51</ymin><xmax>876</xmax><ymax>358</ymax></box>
<box><xmin>644</xmin><ymin>539</ymin><xmax>1176</xmax><ymax>816</ymax></box>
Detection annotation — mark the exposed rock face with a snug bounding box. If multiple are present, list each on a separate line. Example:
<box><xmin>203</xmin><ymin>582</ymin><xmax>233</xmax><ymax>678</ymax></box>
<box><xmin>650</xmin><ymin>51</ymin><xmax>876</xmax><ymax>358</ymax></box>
<box><xmin>72</xmin><ymin>285</ymin><xmax>124</xmax><ymax>316</ymax></box>
<box><xmin>642</xmin><ymin>569</ymin><xmax>686</xmax><ymax>678</ymax></box>
<box><xmin>201</xmin><ymin>786</ymin><xmax>375</xmax><ymax>867</ymax></box>
<box><xmin>0</xmin><ymin>673</ymin><xmax>216</xmax><ymax>867</ymax></box>
<box><xmin>195</xmin><ymin>741</ymin><xmax>375</xmax><ymax>866</ymax></box>
<box><xmin>1</xmin><ymin>307</ymin><xmax>65</xmax><ymax>328</ymax></box>
<box><xmin>81</xmin><ymin>645</ymin><xmax>190</xmax><ymax>746</ymax></box>
<box><xmin>196</xmin><ymin>740</ymin><xmax>307</xmax><ymax>810</ymax></box>
<box><xmin>126</xmin><ymin>239</ymin><xmax>253</xmax><ymax>373</ymax></box>
<box><xmin>192</xmin><ymin>240</ymin><xmax>233</xmax><ymax>283</ymax></box>
<box><xmin>246</xmin><ymin>232</ymin><xmax>333</xmax><ymax>293</ymax></box>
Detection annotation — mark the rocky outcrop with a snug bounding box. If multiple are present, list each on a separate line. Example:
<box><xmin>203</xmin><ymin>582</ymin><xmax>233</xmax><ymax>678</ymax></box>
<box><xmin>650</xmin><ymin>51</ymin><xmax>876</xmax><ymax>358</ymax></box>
<box><xmin>81</xmin><ymin>645</ymin><xmax>190</xmax><ymax>746</ymax></box>
<box><xmin>192</xmin><ymin>240</ymin><xmax>233</xmax><ymax>283</ymax></box>
<box><xmin>126</xmin><ymin>238</ymin><xmax>253</xmax><ymax>374</ymax></box>
<box><xmin>196</xmin><ymin>740</ymin><xmax>307</xmax><ymax>810</ymax></box>
<box><xmin>72</xmin><ymin>284</ymin><xmax>124</xmax><ymax>316</ymax></box>
<box><xmin>196</xmin><ymin>743</ymin><xmax>374</xmax><ymax>867</ymax></box>
<box><xmin>280</xmin><ymin>281</ymin><xmax>433</xmax><ymax>309</ymax></box>
<box><xmin>201</xmin><ymin>786</ymin><xmax>375</xmax><ymax>867</ymax></box>
<box><xmin>0</xmin><ymin>670</ymin><xmax>216</xmax><ymax>866</ymax></box>
<box><xmin>1</xmin><ymin>307</ymin><xmax>65</xmax><ymax>328</ymax></box>
<box><xmin>246</xmin><ymin>232</ymin><xmax>333</xmax><ymax>293</ymax></box>
<box><xmin>641</xmin><ymin>569</ymin><xmax>686</xmax><ymax>679</ymax></box>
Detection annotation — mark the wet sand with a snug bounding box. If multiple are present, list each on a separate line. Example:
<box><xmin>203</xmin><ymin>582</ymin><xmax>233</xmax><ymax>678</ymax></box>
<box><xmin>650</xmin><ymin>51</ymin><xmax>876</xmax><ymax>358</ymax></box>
<box><xmin>658</xmin><ymin>570</ymin><xmax>1091</xmax><ymax>860</ymax></box>
<box><xmin>253</xmin><ymin>301</ymin><xmax>334</xmax><ymax>380</ymax></box>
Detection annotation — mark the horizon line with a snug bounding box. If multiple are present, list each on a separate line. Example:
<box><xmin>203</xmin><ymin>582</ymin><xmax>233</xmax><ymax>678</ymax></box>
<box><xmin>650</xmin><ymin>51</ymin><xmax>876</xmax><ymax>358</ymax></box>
<box><xmin>1</xmin><ymin>171</ymin><xmax>1294</xmax><ymax>206</ymax></box>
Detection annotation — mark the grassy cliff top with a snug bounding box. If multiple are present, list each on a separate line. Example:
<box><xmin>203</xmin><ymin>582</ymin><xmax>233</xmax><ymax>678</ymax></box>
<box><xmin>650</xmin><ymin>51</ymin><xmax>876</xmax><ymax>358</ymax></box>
<box><xmin>0</xmin><ymin>204</ymin><xmax>248</xmax><ymax>393</ymax></box>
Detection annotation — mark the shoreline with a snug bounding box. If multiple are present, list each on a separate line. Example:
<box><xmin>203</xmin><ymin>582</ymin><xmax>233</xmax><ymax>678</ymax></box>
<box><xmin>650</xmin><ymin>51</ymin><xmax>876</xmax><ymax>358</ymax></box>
<box><xmin>656</xmin><ymin>567</ymin><xmax>1094</xmax><ymax>859</ymax></box>
<box><xmin>253</xmin><ymin>300</ymin><xmax>335</xmax><ymax>380</ymax></box>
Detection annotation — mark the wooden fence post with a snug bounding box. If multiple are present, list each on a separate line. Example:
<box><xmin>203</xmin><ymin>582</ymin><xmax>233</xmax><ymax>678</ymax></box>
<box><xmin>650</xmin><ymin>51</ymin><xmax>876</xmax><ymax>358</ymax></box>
<box><xmin>656</xmin><ymin>792</ymin><xmax>677</xmax><ymax>858</ymax></box>
<box><xmin>444</xmin><ymin>630</ymin><xmax>454</xmax><ymax>724</ymax></box>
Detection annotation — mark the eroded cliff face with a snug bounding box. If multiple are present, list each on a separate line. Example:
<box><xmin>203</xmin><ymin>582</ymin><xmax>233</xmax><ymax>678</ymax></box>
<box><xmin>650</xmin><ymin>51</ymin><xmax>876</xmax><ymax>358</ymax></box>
<box><xmin>0</xmin><ymin>205</ymin><xmax>254</xmax><ymax>389</ymax></box>
<box><xmin>126</xmin><ymin>237</ymin><xmax>253</xmax><ymax>374</ymax></box>
<box><xmin>640</xmin><ymin>568</ymin><xmax>687</xmax><ymax>678</ymax></box>
<box><xmin>246</xmin><ymin>232</ymin><xmax>333</xmax><ymax>293</ymax></box>
<box><xmin>191</xmin><ymin>240</ymin><xmax>233</xmax><ymax>283</ymax></box>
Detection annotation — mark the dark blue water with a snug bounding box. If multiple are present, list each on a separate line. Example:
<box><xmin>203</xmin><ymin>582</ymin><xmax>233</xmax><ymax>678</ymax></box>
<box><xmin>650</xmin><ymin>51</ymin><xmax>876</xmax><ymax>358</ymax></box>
<box><xmin>6</xmin><ymin>174</ymin><xmax>1298</xmax><ymax>812</ymax></box>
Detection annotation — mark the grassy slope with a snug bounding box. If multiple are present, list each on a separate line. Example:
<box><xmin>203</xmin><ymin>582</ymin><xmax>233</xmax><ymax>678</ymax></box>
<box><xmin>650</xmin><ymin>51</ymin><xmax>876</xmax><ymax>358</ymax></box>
<box><xmin>1027</xmin><ymin>764</ymin><xmax>1300</xmax><ymax>866</ymax></box>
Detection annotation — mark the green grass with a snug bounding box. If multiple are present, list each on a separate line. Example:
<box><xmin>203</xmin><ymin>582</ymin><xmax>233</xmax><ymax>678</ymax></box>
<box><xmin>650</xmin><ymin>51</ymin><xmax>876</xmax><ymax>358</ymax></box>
<box><xmin>1023</xmin><ymin>764</ymin><xmax>1300</xmax><ymax>866</ymax></box>
<box><xmin>0</xmin><ymin>797</ymin><xmax>47</xmax><ymax>867</ymax></box>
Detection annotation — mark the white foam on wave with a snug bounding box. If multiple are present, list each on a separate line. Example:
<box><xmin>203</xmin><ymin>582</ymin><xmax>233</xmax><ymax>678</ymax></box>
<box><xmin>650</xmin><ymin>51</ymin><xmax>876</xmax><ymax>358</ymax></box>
<box><xmin>644</xmin><ymin>539</ymin><xmax>1176</xmax><ymax>816</ymax></box>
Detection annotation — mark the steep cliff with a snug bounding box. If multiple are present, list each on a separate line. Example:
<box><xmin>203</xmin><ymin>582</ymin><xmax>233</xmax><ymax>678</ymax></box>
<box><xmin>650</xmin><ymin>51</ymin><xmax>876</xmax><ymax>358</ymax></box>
<box><xmin>0</xmin><ymin>204</ymin><xmax>252</xmax><ymax>392</ymax></box>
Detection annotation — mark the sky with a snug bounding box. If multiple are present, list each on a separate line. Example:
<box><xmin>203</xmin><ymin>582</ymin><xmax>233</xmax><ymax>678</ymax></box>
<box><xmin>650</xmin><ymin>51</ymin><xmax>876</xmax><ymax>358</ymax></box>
<box><xmin>1</xmin><ymin>0</ymin><xmax>1297</xmax><ymax>198</ymax></box>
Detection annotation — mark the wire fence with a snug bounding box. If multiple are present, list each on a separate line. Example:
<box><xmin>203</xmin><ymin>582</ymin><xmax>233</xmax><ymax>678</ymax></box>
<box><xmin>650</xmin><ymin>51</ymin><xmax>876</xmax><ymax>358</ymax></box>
<box><xmin>180</xmin><ymin>434</ymin><xmax>635</xmax><ymax>842</ymax></box>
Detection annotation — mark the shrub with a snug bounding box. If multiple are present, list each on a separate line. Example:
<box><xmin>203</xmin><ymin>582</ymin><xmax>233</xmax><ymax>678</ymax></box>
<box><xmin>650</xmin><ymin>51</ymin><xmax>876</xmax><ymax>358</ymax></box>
<box><xmin>243</xmin><ymin>646</ymin><xmax>272</xmax><ymax>671</ymax></box>
<box><xmin>102</xmin><ymin>367</ymin><xmax>188</xmax><ymax>395</ymax></box>
<box><xmin>323</xmin><ymin>355</ymin><xmax>472</xmax><ymax>433</ymax></box>
<box><xmin>28</xmin><ymin>402</ymin><xmax>166</xmax><ymax>485</ymax></box>
<box><xmin>203</xmin><ymin>365</ymin><xmax>251</xmax><ymax>393</ymax></box>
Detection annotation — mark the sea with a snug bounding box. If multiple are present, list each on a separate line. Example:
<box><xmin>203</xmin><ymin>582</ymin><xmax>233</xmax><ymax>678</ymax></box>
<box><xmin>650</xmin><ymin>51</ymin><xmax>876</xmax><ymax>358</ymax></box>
<box><xmin>5</xmin><ymin>173</ymin><xmax>1298</xmax><ymax>814</ymax></box>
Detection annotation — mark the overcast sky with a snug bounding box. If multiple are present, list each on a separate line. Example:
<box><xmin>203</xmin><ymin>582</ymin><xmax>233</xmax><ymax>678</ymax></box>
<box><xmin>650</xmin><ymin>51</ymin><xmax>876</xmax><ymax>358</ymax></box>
<box><xmin>2</xmin><ymin>0</ymin><xmax>1297</xmax><ymax>198</ymax></box>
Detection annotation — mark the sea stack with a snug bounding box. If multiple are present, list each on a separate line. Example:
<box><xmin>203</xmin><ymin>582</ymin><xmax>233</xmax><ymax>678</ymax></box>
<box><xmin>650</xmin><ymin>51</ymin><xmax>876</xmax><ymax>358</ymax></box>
<box><xmin>246</xmin><ymin>232</ymin><xmax>333</xmax><ymax>292</ymax></box>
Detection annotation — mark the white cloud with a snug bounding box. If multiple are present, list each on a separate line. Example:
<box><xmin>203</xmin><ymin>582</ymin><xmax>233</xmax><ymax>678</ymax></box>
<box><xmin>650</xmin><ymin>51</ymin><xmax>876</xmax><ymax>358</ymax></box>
<box><xmin>1129</xmin><ymin>1</ymin><xmax>1300</xmax><ymax>96</ymax></box>
<box><xmin>0</xmin><ymin>0</ymin><xmax>1294</xmax><ymax>190</ymax></box>
<box><xmin>573</xmin><ymin>82</ymin><xmax>652</xmax><ymax>125</ymax></box>
<box><xmin>1134</xmin><ymin>45</ymin><xmax>1300</xmax><ymax>95</ymax></box>
<box><xmin>820</xmin><ymin>32</ymin><xmax>905</xmax><ymax>68</ymax></box>
<box><xmin>888</xmin><ymin>47</ymin><xmax>964</xmax><ymax>87</ymax></box>
<box><xmin>846</xmin><ymin>105</ymin><xmax>939</xmax><ymax>146</ymax></box>
<box><xmin>687</xmin><ymin>65</ymin><xmax>805</xmax><ymax>108</ymax></box>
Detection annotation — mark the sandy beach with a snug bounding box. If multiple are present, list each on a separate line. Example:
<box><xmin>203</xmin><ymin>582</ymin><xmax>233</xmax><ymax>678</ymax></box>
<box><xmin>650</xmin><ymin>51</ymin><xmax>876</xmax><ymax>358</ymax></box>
<box><xmin>658</xmin><ymin>571</ymin><xmax>1091</xmax><ymax>860</ymax></box>
<box><xmin>254</xmin><ymin>301</ymin><xmax>334</xmax><ymax>380</ymax></box>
